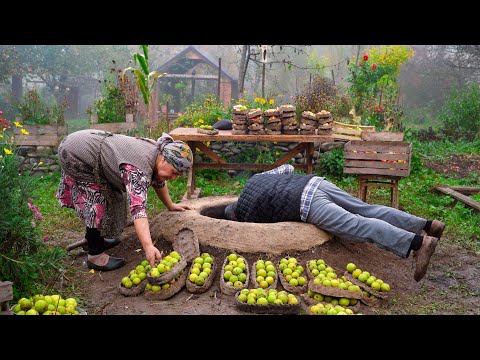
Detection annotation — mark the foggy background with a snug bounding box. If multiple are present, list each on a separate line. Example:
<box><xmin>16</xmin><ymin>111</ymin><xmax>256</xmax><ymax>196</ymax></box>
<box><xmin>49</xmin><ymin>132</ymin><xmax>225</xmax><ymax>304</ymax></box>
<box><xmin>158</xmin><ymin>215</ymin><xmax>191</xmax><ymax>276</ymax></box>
<box><xmin>1</xmin><ymin>45</ymin><xmax>478</xmax><ymax>130</ymax></box>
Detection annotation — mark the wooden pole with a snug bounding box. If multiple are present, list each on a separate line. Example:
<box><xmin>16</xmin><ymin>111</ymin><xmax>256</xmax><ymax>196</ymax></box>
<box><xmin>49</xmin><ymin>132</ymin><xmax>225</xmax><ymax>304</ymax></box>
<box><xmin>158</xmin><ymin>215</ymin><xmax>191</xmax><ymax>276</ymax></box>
<box><xmin>217</xmin><ymin>58</ymin><xmax>221</xmax><ymax>101</ymax></box>
<box><xmin>356</xmin><ymin>45</ymin><xmax>361</xmax><ymax>65</ymax></box>
<box><xmin>331</xmin><ymin>69</ymin><xmax>335</xmax><ymax>86</ymax></box>
<box><xmin>262</xmin><ymin>62</ymin><xmax>266</xmax><ymax>99</ymax></box>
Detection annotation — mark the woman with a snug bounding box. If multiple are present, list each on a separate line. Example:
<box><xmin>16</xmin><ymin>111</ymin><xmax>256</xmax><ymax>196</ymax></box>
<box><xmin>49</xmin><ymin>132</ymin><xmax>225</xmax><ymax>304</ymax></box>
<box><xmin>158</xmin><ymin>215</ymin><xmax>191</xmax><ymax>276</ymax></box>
<box><xmin>56</xmin><ymin>129</ymin><xmax>193</xmax><ymax>272</ymax></box>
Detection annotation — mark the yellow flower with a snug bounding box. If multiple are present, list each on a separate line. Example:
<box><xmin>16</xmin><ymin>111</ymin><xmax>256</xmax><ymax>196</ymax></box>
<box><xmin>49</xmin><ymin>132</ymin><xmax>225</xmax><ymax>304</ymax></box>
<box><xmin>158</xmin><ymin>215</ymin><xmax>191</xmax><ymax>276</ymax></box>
<box><xmin>39</xmin><ymin>161</ymin><xmax>44</xmax><ymax>166</ymax></box>
<box><xmin>21</xmin><ymin>128</ymin><xmax>29</xmax><ymax>135</ymax></box>
<box><xmin>269</xmin><ymin>99</ymin><xmax>274</xmax><ymax>105</ymax></box>
<box><xmin>89</xmin><ymin>269</ymin><xmax>95</xmax><ymax>273</ymax></box>
<box><xmin>4</xmin><ymin>148</ymin><xmax>13</xmax><ymax>155</ymax></box>
<box><xmin>0</xmin><ymin>133</ymin><xmax>3</xmax><ymax>139</ymax></box>
<box><xmin>13</xmin><ymin>121</ymin><xmax>23</xmax><ymax>128</ymax></box>
<box><xmin>260</xmin><ymin>98</ymin><xmax>266</xmax><ymax>104</ymax></box>
<box><xmin>254</xmin><ymin>97</ymin><xmax>260</xmax><ymax>103</ymax></box>
<box><xmin>206</xmin><ymin>142</ymin><xmax>210</xmax><ymax>147</ymax></box>
<box><xmin>186</xmin><ymin>125</ymin><xmax>189</xmax><ymax>128</ymax></box>
<box><xmin>217</xmin><ymin>117</ymin><xmax>221</xmax><ymax>121</ymax></box>
<box><xmin>273</xmin><ymin>141</ymin><xmax>277</xmax><ymax>144</ymax></box>
<box><xmin>199</xmin><ymin>119</ymin><xmax>204</xmax><ymax>123</ymax></box>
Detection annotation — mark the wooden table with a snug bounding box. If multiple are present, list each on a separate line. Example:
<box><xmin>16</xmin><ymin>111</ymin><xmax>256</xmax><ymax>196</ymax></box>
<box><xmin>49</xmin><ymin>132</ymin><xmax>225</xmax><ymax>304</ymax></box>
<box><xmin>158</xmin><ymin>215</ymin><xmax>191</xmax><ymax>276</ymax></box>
<box><xmin>169</xmin><ymin>127</ymin><xmax>334</xmax><ymax>199</ymax></box>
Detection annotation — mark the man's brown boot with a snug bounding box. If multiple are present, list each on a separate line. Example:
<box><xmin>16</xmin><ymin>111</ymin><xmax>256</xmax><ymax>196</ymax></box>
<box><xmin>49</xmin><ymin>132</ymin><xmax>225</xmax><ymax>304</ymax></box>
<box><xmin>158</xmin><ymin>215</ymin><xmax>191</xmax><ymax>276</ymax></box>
<box><xmin>427</xmin><ymin>219</ymin><xmax>445</xmax><ymax>240</ymax></box>
<box><xmin>413</xmin><ymin>235</ymin><xmax>439</xmax><ymax>282</ymax></box>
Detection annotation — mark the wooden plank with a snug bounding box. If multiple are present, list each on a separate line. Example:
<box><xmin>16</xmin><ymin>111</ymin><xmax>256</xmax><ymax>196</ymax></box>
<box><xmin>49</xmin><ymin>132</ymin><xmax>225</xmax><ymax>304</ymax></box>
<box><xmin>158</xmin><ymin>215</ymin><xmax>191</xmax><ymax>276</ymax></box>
<box><xmin>194</xmin><ymin>142</ymin><xmax>227</xmax><ymax>164</ymax></box>
<box><xmin>13</xmin><ymin>134</ymin><xmax>60</xmax><ymax>146</ymax></box>
<box><xmin>436</xmin><ymin>186</ymin><xmax>480</xmax><ymax>211</ymax></box>
<box><xmin>194</xmin><ymin>163</ymin><xmax>309</xmax><ymax>171</ymax></box>
<box><xmin>333</xmin><ymin>121</ymin><xmax>376</xmax><ymax>131</ymax></box>
<box><xmin>344</xmin><ymin>167</ymin><xmax>410</xmax><ymax>177</ymax></box>
<box><xmin>333</xmin><ymin>127</ymin><xmax>365</xmax><ymax>136</ymax></box>
<box><xmin>447</xmin><ymin>186</ymin><xmax>480</xmax><ymax>195</ymax></box>
<box><xmin>0</xmin><ymin>281</ymin><xmax>13</xmax><ymax>303</ymax></box>
<box><xmin>344</xmin><ymin>159</ymin><xmax>409</xmax><ymax>170</ymax></box>
<box><xmin>361</xmin><ymin>132</ymin><xmax>404</xmax><ymax>141</ymax></box>
<box><xmin>344</xmin><ymin>152</ymin><xmax>410</xmax><ymax>161</ymax></box>
<box><xmin>333</xmin><ymin>134</ymin><xmax>364</xmax><ymax>141</ymax></box>
<box><xmin>169</xmin><ymin>127</ymin><xmax>333</xmax><ymax>143</ymax></box>
<box><xmin>345</xmin><ymin>140</ymin><xmax>412</xmax><ymax>153</ymax></box>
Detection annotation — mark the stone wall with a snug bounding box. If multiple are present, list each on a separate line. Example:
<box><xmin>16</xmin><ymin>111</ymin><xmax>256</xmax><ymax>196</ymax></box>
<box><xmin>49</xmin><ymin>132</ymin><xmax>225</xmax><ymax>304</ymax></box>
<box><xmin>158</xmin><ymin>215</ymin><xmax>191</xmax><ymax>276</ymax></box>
<box><xmin>16</xmin><ymin>145</ymin><xmax>60</xmax><ymax>176</ymax></box>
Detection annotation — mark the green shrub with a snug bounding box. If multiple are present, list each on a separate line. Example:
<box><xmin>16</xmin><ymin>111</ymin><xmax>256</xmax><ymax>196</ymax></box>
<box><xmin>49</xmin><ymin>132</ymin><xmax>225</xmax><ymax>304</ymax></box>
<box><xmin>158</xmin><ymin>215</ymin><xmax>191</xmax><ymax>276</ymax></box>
<box><xmin>319</xmin><ymin>148</ymin><xmax>344</xmax><ymax>177</ymax></box>
<box><xmin>439</xmin><ymin>84</ymin><xmax>480</xmax><ymax>140</ymax></box>
<box><xmin>95</xmin><ymin>84</ymin><xmax>126</xmax><ymax>123</ymax></box>
<box><xmin>0</xmin><ymin>113</ymin><xmax>66</xmax><ymax>300</ymax></box>
<box><xmin>176</xmin><ymin>94</ymin><xmax>230</xmax><ymax>128</ymax></box>
<box><xmin>15</xmin><ymin>88</ymin><xmax>66</xmax><ymax>125</ymax></box>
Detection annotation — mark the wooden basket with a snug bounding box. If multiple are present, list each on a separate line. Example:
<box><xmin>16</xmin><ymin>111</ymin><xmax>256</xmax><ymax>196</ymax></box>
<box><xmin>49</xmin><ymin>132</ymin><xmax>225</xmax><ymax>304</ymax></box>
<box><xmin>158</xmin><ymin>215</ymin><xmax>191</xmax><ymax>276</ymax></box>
<box><xmin>144</xmin><ymin>270</ymin><xmax>187</xmax><ymax>301</ymax></box>
<box><xmin>118</xmin><ymin>281</ymin><xmax>146</xmax><ymax>297</ymax></box>
<box><xmin>186</xmin><ymin>260</ymin><xmax>217</xmax><ymax>294</ymax></box>
<box><xmin>234</xmin><ymin>291</ymin><xmax>301</xmax><ymax>315</ymax></box>
<box><xmin>249</xmin><ymin>260</ymin><xmax>278</xmax><ymax>291</ymax></box>
<box><xmin>219</xmin><ymin>253</ymin><xmax>249</xmax><ymax>295</ymax></box>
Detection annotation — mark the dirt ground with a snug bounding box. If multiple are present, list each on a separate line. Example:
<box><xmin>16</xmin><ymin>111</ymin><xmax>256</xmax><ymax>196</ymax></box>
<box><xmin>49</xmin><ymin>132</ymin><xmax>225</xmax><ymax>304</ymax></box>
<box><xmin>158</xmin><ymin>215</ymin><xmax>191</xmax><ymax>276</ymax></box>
<box><xmin>59</xmin><ymin>156</ymin><xmax>480</xmax><ymax>316</ymax></box>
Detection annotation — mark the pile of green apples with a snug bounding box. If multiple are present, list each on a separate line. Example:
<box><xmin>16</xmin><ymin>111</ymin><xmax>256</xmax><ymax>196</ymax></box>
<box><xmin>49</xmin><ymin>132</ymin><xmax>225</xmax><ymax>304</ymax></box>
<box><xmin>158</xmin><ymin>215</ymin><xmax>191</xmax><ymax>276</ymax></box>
<box><xmin>307</xmin><ymin>289</ymin><xmax>359</xmax><ymax>307</ymax></box>
<box><xmin>12</xmin><ymin>294</ymin><xmax>80</xmax><ymax>315</ymax></box>
<box><xmin>222</xmin><ymin>253</ymin><xmax>248</xmax><ymax>289</ymax></box>
<box><xmin>254</xmin><ymin>259</ymin><xmax>277</xmax><ymax>288</ymax></box>
<box><xmin>149</xmin><ymin>251</ymin><xmax>182</xmax><ymax>278</ymax></box>
<box><xmin>237</xmin><ymin>288</ymin><xmax>298</xmax><ymax>305</ymax></box>
<box><xmin>309</xmin><ymin>303</ymin><xmax>358</xmax><ymax>315</ymax></box>
<box><xmin>145</xmin><ymin>269</ymin><xmax>185</xmax><ymax>293</ymax></box>
<box><xmin>309</xmin><ymin>259</ymin><xmax>362</xmax><ymax>294</ymax></box>
<box><xmin>188</xmin><ymin>252</ymin><xmax>214</xmax><ymax>286</ymax></box>
<box><xmin>346</xmin><ymin>263</ymin><xmax>391</xmax><ymax>295</ymax></box>
<box><xmin>278</xmin><ymin>257</ymin><xmax>307</xmax><ymax>287</ymax></box>
<box><xmin>120</xmin><ymin>260</ymin><xmax>150</xmax><ymax>289</ymax></box>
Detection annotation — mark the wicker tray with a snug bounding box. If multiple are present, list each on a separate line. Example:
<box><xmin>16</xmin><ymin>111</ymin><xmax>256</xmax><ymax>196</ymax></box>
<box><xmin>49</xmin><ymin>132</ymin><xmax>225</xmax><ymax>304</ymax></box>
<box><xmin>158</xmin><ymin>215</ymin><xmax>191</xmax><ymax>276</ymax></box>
<box><xmin>307</xmin><ymin>279</ymin><xmax>364</xmax><ymax>300</ymax></box>
<box><xmin>249</xmin><ymin>260</ymin><xmax>278</xmax><ymax>291</ymax></box>
<box><xmin>186</xmin><ymin>260</ymin><xmax>217</xmax><ymax>294</ymax></box>
<box><xmin>144</xmin><ymin>270</ymin><xmax>187</xmax><ymax>301</ymax></box>
<box><xmin>173</xmin><ymin>227</ymin><xmax>200</xmax><ymax>263</ymax></box>
<box><xmin>343</xmin><ymin>272</ymin><xmax>389</xmax><ymax>299</ymax></box>
<box><xmin>196</xmin><ymin>128</ymin><xmax>219</xmax><ymax>135</ymax></box>
<box><xmin>118</xmin><ymin>281</ymin><xmax>146</xmax><ymax>297</ymax></box>
<box><xmin>147</xmin><ymin>259</ymin><xmax>188</xmax><ymax>286</ymax></box>
<box><xmin>220</xmin><ymin>253</ymin><xmax>249</xmax><ymax>295</ymax></box>
<box><xmin>234</xmin><ymin>291</ymin><xmax>301</xmax><ymax>314</ymax></box>
<box><xmin>300</xmin><ymin>293</ymin><xmax>361</xmax><ymax>313</ymax></box>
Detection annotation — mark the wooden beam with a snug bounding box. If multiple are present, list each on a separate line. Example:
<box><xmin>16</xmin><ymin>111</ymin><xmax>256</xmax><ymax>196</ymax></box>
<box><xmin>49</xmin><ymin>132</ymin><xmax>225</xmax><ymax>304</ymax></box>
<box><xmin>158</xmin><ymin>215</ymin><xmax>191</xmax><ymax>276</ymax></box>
<box><xmin>446</xmin><ymin>186</ymin><xmax>480</xmax><ymax>196</ymax></box>
<box><xmin>436</xmin><ymin>186</ymin><xmax>480</xmax><ymax>211</ymax></box>
<box><xmin>162</xmin><ymin>74</ymin><xmax>218</xmax><ymax>80</ymax></box>
<box><xmin>194</xmin><ymin>142</ymin><xmax>227</xmax><ymax>164</ymax></box>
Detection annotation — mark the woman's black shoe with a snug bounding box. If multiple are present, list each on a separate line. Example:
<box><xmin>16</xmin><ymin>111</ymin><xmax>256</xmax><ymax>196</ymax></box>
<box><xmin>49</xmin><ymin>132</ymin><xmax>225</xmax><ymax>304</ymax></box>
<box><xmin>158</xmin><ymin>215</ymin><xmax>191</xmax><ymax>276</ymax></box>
<box><xmin>82</xmin><ymin>238</ymin><xmax>120</xmax><ymax>252</ymax></box>
<box><xmin>87</xmin><ymin>256</ymin><xmax>126</xmax><ymax>271</ymax></box>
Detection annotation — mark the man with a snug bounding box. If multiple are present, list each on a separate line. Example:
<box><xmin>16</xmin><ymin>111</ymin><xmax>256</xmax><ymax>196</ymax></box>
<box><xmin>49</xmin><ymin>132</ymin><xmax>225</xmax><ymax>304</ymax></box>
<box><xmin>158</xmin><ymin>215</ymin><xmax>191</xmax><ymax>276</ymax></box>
<box><xmin>224</xmin><ymin>164</ymin><xmax>444</xmax><ymax>282</ymax></box>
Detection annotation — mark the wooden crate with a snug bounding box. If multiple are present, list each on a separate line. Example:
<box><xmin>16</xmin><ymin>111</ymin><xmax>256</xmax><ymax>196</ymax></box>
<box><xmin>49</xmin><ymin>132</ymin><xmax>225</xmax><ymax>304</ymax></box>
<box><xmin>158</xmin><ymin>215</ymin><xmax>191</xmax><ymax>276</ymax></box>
<box><xmin>0</xmin><ymin>281</ymin><xmax>13</xmax><ymax>315</ymax></box>
<box><xmin>343</xmin><ymin>140</ymin><xmax>412</xmax><ymax>177</ymax></box>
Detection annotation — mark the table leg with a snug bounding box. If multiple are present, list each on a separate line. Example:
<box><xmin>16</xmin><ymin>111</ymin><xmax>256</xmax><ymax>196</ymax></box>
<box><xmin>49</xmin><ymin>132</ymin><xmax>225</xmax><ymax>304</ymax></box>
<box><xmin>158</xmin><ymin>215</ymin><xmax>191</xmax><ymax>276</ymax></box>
<box><xmin>187</xmin><ymin>141</ymin><xmax>196</xmax><ymax>199</ymax></box>
<box><xmin>306</xmin><ymin>142</ymin><xmax>314</xmax><ymax>174</ymax></box>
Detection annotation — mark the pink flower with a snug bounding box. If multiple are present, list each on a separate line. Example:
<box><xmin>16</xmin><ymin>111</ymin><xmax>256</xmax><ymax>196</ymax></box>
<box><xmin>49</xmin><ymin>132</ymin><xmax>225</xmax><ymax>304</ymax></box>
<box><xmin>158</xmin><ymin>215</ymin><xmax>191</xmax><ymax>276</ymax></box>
<box><xmin>43</xmin><ymin>235</ymin><xmax>50</xmax><ymax>242</ymax></box>
<box><xmin>371</xmin><ymin>63</ymin><xmax>377</xmax><ymax>70</ymax></box>
<box><xmin>178</xmin><ymin>112</ymin><xmax>183</xmax><ymax>116</ymax></box>
<box><xmin>31</xmin><ymin>222</ymin><xmax>36</xmax><ymax>228</ymax></box>
<box><xmin>27</xmin><ymin>200</ymin><xmax>43</xmax><ymax>221</ymax></box>
<box><xmin>363</xmin><ymin>54</ymin><xmax>369</xmax><ymax>61</ymax></box>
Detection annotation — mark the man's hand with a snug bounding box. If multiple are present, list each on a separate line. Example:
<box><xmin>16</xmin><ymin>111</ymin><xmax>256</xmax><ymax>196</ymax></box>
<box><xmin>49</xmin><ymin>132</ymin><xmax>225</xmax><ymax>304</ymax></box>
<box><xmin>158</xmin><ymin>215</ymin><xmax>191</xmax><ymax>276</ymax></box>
<box><xmin>144</xmin><ymin>244</ymin><xmax>163</xmax><ymax>268</ymax></box>
<box><xmin>168</xmin><ymin>204</ymin><xmax>192</xmax><ymax>211</ymax></box>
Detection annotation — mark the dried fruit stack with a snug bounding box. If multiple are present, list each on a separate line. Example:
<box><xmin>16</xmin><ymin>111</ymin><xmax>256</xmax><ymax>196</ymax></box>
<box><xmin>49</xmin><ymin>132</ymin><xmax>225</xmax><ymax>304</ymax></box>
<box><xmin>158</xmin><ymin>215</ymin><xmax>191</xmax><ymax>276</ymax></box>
<box><xmin>247</xmin><ymin>108</ymin><xmax>265</xmax><ymax>135</ymax></box>
<box><xmin>232</xmin><ymin>104</ymin><xmax>249</xmax><ymax>135</ymax></box>
<box><xmin>263</xmin><ymin>108</ymin><xmax>282</xmax><ymax>135</ymax></box>
<box><xmin>316</xmin><ymin>110</ymin><xmax>334</xmax><ymax>135</ymax></box>
<box><xmin>279</xmin><ymin>104</ymin><xmax>298</xmax><ymax>135</ymax></box>
<box><xmin>299</xmin><ymin>111</ymin><xmax>317</xmax><ymax>135</ymax></box>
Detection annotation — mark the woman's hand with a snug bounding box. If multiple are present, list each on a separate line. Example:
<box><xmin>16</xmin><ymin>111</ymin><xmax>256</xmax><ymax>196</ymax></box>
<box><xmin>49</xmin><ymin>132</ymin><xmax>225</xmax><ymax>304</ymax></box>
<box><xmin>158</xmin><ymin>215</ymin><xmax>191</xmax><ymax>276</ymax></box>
<box><xmin>168</xmin><ymin>203</ymin><xmax>192</xmax><ymax>211</ymax></box>
<box><xmin>144</xmin><ymin>243</ymin><xmax>163</xmax><ymax>268</ymax></box>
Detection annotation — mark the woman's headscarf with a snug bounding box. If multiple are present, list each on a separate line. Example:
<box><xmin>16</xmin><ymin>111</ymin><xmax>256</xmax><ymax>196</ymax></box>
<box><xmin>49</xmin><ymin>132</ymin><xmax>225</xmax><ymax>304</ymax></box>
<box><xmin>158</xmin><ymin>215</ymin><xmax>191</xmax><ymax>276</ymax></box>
<box><xmin>156</xmin><ymin>132</ymin><xmax>193</xmax><ymax>174</ymax></box>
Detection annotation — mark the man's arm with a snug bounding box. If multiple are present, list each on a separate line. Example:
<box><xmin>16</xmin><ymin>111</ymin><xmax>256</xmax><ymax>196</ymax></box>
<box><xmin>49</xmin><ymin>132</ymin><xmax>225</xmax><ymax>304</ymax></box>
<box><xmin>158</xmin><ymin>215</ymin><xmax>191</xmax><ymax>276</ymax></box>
<box><xmin>259</xmin><ymin>164</ymin><xmax>295</xmax><ymax>175</ymax></box>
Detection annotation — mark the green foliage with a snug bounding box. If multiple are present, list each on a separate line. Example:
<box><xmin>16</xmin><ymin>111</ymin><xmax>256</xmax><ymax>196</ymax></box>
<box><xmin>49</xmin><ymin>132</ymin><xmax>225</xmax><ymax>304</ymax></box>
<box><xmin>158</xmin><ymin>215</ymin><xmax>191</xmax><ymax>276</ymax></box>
<box><xmin>95</xmin><ymin>84</ymin><xmax>126</xmax><ymax>123</ymax></box>
<box><xmin>318</xmin><ymin>148</ymin><xmax>344</xmax><ymax>177</ymax></box>
<box><xmin>294</xmin><ymin>75</ymin><xmax>337</xmax><ymax>114</ymax></box>
<box><xmin>347</xmin><ymin>46</ymin><xmax>414</xmax><ymax>129</ymax></box>
<box><xmin>176</xmin><ymin>94</ymin><xmax>230</xmax><ymax>128</ymax></box>
<box><xmin>439</xmin><ymin>84</ymin><xmax>480</xmax><ymax>140</ymax></box>
<box><xmin>0</xmin><ymin>113</ymin><xmax>66</xmax><ymax>299</ymax></box>
<box><xmin>15</xmin><ymin>88</ymin><xmax>67</xmax><ymax>125</ymax></box>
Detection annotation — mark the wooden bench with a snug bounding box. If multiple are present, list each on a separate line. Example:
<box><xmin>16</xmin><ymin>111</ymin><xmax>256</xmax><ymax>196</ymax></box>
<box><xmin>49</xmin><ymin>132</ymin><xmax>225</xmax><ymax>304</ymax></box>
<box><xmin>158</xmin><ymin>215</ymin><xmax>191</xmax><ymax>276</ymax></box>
<box><xmin>343</xmin><ymin>132</ymin><xmax>411</xmax><ymax>208</ymax></box>
<box><xmin>0</xmin><ymin>281</ymin><xmax>13</xmax><ymax>315</ymax></box>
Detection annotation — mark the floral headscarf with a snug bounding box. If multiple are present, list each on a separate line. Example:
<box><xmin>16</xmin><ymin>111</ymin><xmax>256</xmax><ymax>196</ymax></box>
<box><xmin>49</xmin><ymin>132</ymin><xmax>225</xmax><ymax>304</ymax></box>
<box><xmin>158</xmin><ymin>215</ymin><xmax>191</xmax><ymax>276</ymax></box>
<box><xmin>156</xmin><ymin>133</ymin><xmax>193</xmax><ymax>174</ymax></box>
